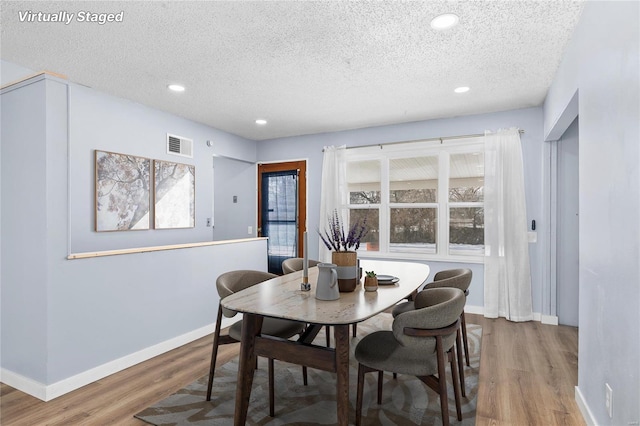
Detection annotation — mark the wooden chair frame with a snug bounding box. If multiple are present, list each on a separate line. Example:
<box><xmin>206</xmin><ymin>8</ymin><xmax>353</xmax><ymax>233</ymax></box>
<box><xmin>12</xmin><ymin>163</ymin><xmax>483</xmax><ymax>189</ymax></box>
<box><xmin>206</xmin><ymin>301</ymin><xmax>308</xmax><ymax>417</ymax></box>
<box><xmin>355</xmin><ymin>319</ymin><xmax>463</xmax><ymax>426</ymax></box>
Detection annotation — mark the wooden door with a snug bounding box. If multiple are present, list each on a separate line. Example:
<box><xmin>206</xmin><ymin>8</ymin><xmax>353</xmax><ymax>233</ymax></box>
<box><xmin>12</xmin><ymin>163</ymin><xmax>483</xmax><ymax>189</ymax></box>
<box><xmin>258</xmin><ymin>161</ymin><xmax>307</xmax><ymax>274</ymax></box>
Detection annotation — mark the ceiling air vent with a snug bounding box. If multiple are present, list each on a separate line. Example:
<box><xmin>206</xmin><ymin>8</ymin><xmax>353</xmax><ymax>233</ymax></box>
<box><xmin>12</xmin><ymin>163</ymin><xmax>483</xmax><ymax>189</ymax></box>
<box><xmin>166</xmin><ymin>133</ymin><xmax>193</xmax><ymax>158</ymax></box>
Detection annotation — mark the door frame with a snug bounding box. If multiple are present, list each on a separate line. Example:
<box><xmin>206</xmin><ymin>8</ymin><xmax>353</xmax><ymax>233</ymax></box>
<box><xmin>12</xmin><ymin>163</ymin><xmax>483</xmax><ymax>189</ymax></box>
<box><xmin>257</xmin><ymin>160</ymin><xmax>307</xmax><ymax>258</ymax></box>
<box><xmin>542</xmin><ymin>89</ymin><xmax>579</xmax><ymax>326</ymax></box>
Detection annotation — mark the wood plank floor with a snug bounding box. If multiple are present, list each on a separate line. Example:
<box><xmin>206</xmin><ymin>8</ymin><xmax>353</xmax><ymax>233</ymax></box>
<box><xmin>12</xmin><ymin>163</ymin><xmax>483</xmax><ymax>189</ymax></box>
<box><xmin>1</xmin><ymin>314</ymin><xmax>584</xmax><ymax>425</ymax></box>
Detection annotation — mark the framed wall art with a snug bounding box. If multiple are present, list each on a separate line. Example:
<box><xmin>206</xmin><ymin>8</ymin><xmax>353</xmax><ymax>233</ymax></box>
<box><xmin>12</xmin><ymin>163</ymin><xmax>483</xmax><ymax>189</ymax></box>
<box><xmin>154</xmin><ymin>160</ymin><xmax>195</xmax><ymax>229</ymax></box>
<box><xmin>95</xmin><ymin>150</ymin><xmax>151</xmax><ymax>231</ymax></box>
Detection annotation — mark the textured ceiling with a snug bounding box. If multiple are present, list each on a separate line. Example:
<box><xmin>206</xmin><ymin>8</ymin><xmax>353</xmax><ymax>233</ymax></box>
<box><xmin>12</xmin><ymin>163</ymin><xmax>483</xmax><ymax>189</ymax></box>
<box><xmin>1</xmin><ymin>1</ymin><xmax>584</xmax><ymax>141</ymax></box>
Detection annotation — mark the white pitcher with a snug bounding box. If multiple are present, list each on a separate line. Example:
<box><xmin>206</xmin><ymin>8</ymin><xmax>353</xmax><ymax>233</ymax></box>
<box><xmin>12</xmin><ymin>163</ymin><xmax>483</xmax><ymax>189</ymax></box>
<box><xmin>315</xmin><ymin>263</ymin><xmax>339</xmax><ymax>301</ymax></box>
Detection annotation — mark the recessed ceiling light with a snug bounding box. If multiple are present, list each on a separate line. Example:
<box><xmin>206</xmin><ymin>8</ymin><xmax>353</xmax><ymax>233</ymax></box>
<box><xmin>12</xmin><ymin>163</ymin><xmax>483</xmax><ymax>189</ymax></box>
<box><xmin>454</xmin><ymin>86</ymin><xmax>470</xmax><ymax>93</ymax></box>
<box><xmin>430</xmin><ymin>13</ymin><xmax>459</xmax><ymax>30</ymax></box>
<box><xmin>167</xmin><ymin>84</ymin><xmax>185</xmax><ymax>92</ymax></box>
<box><xmin>255</xmin><ymin>119</ymin><xmax>267</xmax><ymax>125</ymax></box>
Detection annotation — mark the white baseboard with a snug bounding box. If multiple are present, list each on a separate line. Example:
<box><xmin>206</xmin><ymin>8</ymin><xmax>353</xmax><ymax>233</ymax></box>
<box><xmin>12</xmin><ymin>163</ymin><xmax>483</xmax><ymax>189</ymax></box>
<box><xmin>1</xmin><ymin>321</ymin><xmax>227</xmax><ymax>401</ymax></box>
<box><xmin>465</xmin><ymin>305</ymin><xmax>559</xmax><ymax>326</ymax></box>
<box><xmin>0</xmin><ymin>369</ymin><xmax>48</xmax><ymax>401</ymax></box>
<box><xmin>575</xmin><ymin>386</ymin><xmax>597</xmax><ymax>426</ymax></box>
<box><xmin>540</xmin><ymin>314</ymin><xmax>559</xmax><ymax>325</ymax></box>
<box><xmin>464</xmin><ymin>305</ymin><xmax>485</xmax><ymax>315</ymax></box>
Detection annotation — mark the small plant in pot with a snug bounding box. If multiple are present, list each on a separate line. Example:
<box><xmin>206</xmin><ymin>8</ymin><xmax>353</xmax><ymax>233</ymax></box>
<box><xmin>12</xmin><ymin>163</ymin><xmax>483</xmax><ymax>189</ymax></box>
<box><xmin>364</xmin><ymin>270</ymin><xmax>378</xmax><ymax>292</ymax></box>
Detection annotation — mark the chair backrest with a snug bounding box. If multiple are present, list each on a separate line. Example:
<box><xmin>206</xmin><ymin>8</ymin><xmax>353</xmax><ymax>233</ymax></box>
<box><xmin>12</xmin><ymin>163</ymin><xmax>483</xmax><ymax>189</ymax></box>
<box><xmin>392</xmin><ymin>287</ymin><xmax>465</xmax><ymax>351</ymax></box>
<box><xmin>216</xmin><ymin>270</ymin><xmax>277</xmax><ymax>317</ymax></box>
<box><xmin>281</xmin><ymin>257</ymin><xmax>320</xmax><ymax>274</ymax></box>
<box><xmin>428</xmin><ymin>268</ymin><xmax>472</xmax><ymax>292</ymax></box>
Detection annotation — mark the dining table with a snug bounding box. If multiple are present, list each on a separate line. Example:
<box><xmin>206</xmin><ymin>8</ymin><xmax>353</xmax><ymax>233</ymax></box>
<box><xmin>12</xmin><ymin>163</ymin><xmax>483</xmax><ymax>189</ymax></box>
<box><xmin>221</xmin><ymin>258</ymin><xmax>430</xmax><ymax>425</ymax></box>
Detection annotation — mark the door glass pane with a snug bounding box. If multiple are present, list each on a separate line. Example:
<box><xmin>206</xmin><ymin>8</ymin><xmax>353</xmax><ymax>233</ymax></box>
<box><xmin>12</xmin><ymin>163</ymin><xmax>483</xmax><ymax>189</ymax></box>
<box><xmin>389</xmin><ymin>207</ymin><xmax>437</xmax><ymax>253</ymax></box>
<box><xmin>348</xmin><ymin>160</ymin><xmax>381</xmax><ymax>204</ymax></box>
<box><xmin>449</xmin><ymin>153</ymin><xmax>484</xmax><ymax>202</ymax></box>
<box><xmin>350</xmin><ymin>208</ymin><xmax>379</xmax><ymax>252</ymax></box>
<box><xmin>261</xmin><ymin>171</ymin><xmax>297</xmax><ymax>274</ymax></box>
<box><xmin>449</xmin><ymin>207</ymin><xmax>484</xmax><ymax>253</ymax></box>
<box><xmin>389</xmin><ymin>156</ymin><xmax>438</xmax><ymax>203</ymax></box>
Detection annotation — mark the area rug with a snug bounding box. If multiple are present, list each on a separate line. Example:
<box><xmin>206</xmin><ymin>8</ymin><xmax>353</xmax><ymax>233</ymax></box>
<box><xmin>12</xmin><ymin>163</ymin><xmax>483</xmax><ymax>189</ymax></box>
<box><xmin>136</xmin><ymin>313</ymin><xmax>481</xmax><ymax>425</ymax></box>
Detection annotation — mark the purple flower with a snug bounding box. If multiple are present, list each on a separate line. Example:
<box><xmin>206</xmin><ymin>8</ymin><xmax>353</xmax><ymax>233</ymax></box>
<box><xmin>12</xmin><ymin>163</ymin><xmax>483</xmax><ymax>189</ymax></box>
<box><xmin>318</xmin><ymin>209</ymin><xmax>369</xmax><ymax>252</ymax></box>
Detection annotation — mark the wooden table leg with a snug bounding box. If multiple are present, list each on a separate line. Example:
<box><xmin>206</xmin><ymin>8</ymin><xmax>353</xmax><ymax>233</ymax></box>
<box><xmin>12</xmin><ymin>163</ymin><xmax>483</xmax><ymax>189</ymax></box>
<box><xmin>334</xmin><ymin>324</ymin><xmax>350</xmax><ymax>426</ymax></box>
<box><xmin>234</xmin><ymin>313</ymin><xmax>263</xmax><ymax>426</ymax></box>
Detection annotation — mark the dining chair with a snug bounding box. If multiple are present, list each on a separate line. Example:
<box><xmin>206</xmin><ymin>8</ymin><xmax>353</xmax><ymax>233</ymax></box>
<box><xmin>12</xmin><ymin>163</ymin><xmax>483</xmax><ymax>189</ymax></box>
<box><xmin>281</xmin><ymin>257</ymin><xmax>357</xmax><ymax>345</ymax></box>
<box><xmin>281</xmin><ymin>257</ymin><xmax>320</xmax><ymax>274</ymax></box>
<box><xmin>206</xmin><ymin>270</ymin><xmax>307</xmax><ymax>417</ymax></box>
<box><xmin>392</xmin><ymin>268</ymin><xmax>473</xmax><ymax>391</ymax></box>
<box><xmin>354</xmin><ymin>287</ymin><xmax>466</xmax><ymax>426</ymax></box>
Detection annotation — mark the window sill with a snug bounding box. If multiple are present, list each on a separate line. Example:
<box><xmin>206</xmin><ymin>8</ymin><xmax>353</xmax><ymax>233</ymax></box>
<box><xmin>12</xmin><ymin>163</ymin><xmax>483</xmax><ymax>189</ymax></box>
<box><xmin>357</xmin><ymin>250</ymin><xmax>485</xmax><ymax>265</ymax></box>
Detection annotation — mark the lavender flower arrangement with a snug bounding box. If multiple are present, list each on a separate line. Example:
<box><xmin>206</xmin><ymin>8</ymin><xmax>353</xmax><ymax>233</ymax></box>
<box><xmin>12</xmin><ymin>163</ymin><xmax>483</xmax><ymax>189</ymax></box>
<box><xmin>319</xmin><ymin>209</ymin><xmax>368</xmax><ymax>252</ymax></box>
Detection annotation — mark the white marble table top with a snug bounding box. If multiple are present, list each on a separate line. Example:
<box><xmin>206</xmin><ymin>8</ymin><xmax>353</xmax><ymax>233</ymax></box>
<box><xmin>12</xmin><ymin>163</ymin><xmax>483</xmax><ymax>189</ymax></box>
<box><xmin>222</xmin><ymin>259</ymin><xmax>430</xmax><ymax>325</ymax></box>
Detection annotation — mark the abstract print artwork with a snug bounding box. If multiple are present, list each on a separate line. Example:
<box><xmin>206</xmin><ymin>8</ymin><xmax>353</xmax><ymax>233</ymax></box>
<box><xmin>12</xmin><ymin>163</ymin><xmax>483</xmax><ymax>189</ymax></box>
<box><xmin>154</xmin><ymin>160</ymin><xmax>195</xmax><ymax>229</ymax></box>
<box><xmin>95</xmin><ymin>150</ymin><xmax>151</xmax><ymax>231</ymax></box>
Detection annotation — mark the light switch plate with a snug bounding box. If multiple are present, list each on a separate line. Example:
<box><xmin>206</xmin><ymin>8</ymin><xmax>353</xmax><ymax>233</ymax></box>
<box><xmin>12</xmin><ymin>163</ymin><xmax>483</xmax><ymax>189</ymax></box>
<box><xmin>605</xmin><ymin>383</ymin><xmax>613</xmax><ymax>418</ymax></box>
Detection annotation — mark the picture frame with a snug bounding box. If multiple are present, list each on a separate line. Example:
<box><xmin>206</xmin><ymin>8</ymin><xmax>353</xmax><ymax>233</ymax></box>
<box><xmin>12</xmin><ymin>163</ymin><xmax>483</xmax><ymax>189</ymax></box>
<box><xmin>95</xmin><ymin>150</ymin><xmax>151</xmax><ymax>232</ymax></box>
<box><xmin>154</xmin><ymin>160</ymin><xmax>195</xmax><ymax>229</ymax></box>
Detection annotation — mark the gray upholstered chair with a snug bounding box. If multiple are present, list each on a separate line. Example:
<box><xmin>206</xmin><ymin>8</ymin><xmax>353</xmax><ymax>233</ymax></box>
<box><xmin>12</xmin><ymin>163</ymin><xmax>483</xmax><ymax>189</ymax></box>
<box><xmin>393</xmin><ymin>268</ymin><xmax>472</xmax><ymax>369</ymax></box>
<box><xmin>206</xmin><ymin>270</ymin><xmax>306</xmax><ymax>416</ymax></box>
<box><xmin>355</xmin><ymin>287</ymin><xmax>465</xmax><ymax>426</ymax></box>
<box><xmin>281</xmin><ymin>257</ymin><xmax>320</xmax><ymax>274</ymax></box>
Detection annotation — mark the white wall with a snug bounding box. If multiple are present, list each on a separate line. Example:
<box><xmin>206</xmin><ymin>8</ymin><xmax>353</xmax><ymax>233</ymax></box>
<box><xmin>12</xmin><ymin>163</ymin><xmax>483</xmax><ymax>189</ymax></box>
<box><xmin>544</xmin><ymin>2</ymin><xmax>639</xmax><ymax>424</ymax></box>
<box><xmin>257</xmin><ymin>107</ymin><xmax>545</xmax><ymax>314</ymax></box>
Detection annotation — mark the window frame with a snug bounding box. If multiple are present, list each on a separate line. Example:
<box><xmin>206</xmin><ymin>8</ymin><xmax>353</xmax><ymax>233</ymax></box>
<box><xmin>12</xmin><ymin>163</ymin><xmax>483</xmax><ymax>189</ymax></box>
<box><xmin>344</xmin><ymin>137</ymin><xmax>485</xmax><ymax>263</ymax></box>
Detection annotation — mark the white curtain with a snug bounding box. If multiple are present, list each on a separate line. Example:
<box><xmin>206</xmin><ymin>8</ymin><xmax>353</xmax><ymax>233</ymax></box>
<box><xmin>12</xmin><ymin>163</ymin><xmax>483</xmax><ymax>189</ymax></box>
<box><xmin>483</xmin><ymin>128</ymin><xmax>533</xmax><ymax>321</ymax></box>
<box><xmin>318</xmin><ymin>145</ymin><xmax>347</xmax><ymax>263</ymax></box>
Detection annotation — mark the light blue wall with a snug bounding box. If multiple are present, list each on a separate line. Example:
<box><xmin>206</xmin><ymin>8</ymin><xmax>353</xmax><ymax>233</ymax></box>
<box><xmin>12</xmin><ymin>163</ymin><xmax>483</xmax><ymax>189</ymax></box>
<box><xmin>257</xmin><ymin>107</ymin><xmax>545</xmax><ymax>312</ymax></box>
<box><xmin>1</xmin><ymin>71</ymin><xmax>268</xmax><ymax>390</ymax></box>
<box><xmin>212</xmin><ymin>157</ymin><xmax>258</xmax><ymax>240</ymax></box>
<box><xmin>0</xmin><ymin>60</ymin><xmax>34</xmax><ymax>85</ymax></box>
<box><xmin>544</xmin><ymin>2</ymin><xmax>639</xmax><ymax>425</ymax></box>
<box><xmin>1</xmin><ymin>77</ymin><xmax>51</xmax><ymax>383</ymax></box>
<box><xmin>68</xmin><ymin>83</ymin><xmax>257</xmax><ymax>253</ymax></box>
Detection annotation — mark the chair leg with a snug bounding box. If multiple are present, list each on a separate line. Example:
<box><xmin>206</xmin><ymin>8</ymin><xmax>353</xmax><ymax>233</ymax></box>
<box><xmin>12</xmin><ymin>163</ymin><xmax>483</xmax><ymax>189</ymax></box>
<box><xmin>435</xmin><ymin>336</ymin><xmax>450</xmax><ymax>426</ymax></box>
<box><xmin>356</xmin><ymin>363</ymin><xmax>369</xmax><ymax>426</ymax></box>
<box><xmin>302</xmin><ymin>366</ymin><xmax>308</xmax><ymax>386</ymax></box>
<box><xmin>377</xmin><ymin>371</ymin><xmax>383</xmax><ymax>404</ymax></box>
<box><xmin>206</xmin><ymin>305</ymin><xmax>225</xmax><ymax>401</ymax></box>
<box><xmin>461</xmin><ymin>311</ymin><xmax>470</xmax><ymax>366</ymax></box>
<box><xmin>326</xmin><ymin>326</ymin><xmax>331</xmax><ymax>347</ymax></box>
<box><xmin>449</xmin><ymin>348</ymin><xmax>463</xmax><ymax>421</ymax></box>
<box><xmin>456</xmin><ymin>327</ymin><xmax>466</xmax><ymax>397</ymax></box>
<box><xmin>355</xmin><ymin>363</ymin><xmax>379</xmax><ymax>426</ymax></box>
<box><xmin>268</xmin><ymin>358</ymin><xmax>275</xmax><ymax>417</ymax></box>
<box><xmin>352</xmin><ymin>323</ymin><xmax>357</xmax><ymax>337</ymax></box>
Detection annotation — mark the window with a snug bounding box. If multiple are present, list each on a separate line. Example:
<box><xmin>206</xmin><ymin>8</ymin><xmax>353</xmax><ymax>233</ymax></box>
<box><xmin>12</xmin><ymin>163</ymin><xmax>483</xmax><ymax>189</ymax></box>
<box><xmin>347</xmin><ymin>160</ymin><xmax>380</xmax><ymax>251</ymax></box>
<box><xmin>344</xmin><ymin>137</ymin><xmax>484</xmax><ymax>261</ymax></box>
<box><xmin>449</xmin><ymin>153</ymin><xmax>484</xmax><ymax>255</ymax></box>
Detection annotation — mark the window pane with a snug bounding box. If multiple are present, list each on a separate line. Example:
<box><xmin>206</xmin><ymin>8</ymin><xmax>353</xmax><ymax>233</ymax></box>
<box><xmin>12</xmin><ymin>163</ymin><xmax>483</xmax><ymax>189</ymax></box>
<box><xmin>350</xmin><ymin>209</ymin><xmax>379</xmax><ymax>252</ymax></box>
<box><xmin>348</xmin><ymin>160</ymin><xmax>381</xmax><ymax>204</ymax></box>
<box><xmin>449</xmin><ymin>153</ymin><xmax>484</xmax><ymax>202</ymax></box>
<box><xmin>389</xmin><ymin>157</ymin><xmax>438</xmax><ymax>203</ymax></box>
<box><xmin>449</xmin><ymin>207</ymin><xmax>484</xmax><ymax>253</ymax></box>
<box><xmin>389</xmin><ymin>208</ymin><xmax>437</xmax><ymax>253</ymax></box>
